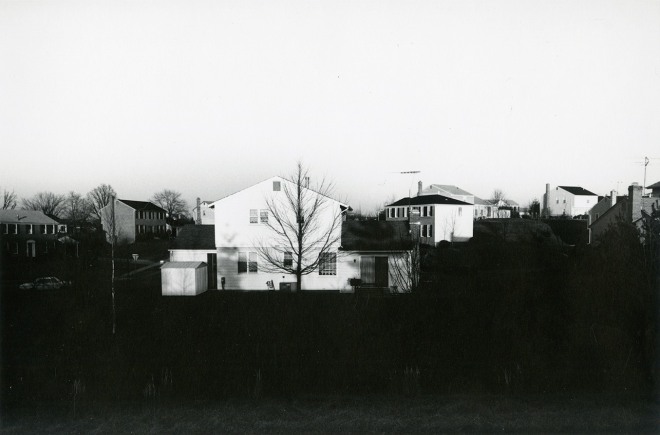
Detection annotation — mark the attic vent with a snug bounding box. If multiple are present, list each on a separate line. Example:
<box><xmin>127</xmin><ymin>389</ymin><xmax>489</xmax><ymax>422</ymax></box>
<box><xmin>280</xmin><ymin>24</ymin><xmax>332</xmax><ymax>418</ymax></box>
<box><xmin>273</xmin><ymin>181</ymin><xmax>281</xmax><ymax>191</ymax></box>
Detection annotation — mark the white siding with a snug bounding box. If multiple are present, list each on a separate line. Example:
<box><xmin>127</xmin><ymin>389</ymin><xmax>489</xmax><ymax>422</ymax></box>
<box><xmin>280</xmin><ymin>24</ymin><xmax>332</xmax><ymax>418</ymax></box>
<box><xmin>161</xmin><ymin>263</ymin><xmax>208</xmax><ymax>296</ymax></box>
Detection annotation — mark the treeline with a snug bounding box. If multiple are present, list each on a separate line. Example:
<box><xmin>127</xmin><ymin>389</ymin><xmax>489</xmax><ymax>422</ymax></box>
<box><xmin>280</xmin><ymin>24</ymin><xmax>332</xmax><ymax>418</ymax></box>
<box><xmin>1</xmin><ymin>221</ymin><xmax>657</xmax><ymax>407</ymax></box>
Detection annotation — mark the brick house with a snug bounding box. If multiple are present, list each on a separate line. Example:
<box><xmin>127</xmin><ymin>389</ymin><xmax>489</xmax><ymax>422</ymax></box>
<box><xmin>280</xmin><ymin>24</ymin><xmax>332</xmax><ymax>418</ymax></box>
<box><xmin>0</xmin><ymin>209</ymin><xmax>67</xmax><ymax>258</ymax></box>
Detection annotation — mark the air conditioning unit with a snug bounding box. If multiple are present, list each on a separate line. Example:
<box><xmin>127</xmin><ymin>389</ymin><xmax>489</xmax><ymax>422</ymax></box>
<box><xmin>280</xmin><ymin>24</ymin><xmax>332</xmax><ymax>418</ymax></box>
<box><xmin>279</xmin><ymin>282</ymin><xmax>298</xmax><ymax>292</ymax></box>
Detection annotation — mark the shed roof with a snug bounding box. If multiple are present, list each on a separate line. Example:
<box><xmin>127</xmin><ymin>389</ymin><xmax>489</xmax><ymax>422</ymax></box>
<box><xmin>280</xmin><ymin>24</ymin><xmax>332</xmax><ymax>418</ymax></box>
<box><xmin>387</xmin><ymin>194</ymin><xmax>470</xmax><ymax>207</ymax></box>
<box><xmin>0</xmin><ymin>209</ymin><xmax>61</xmax><ymax>225</ymax></box>
<box><xmin>341</xmin><ymin>220</ymin><xmax>413</xmax><ymax>251</ymax></box>
<box><xmin>171</xmin><ymin>225</ymin><xmax>215</xmax><ymax>250</ymax></box>
<box><xmin>558</xmin><ymin>186</ymin><xmax>597</xmax><ymax>196</ymax></box>
<box><xmin>161</xmin><ymin>261</ymin><xmax>206</xmax><ymax>269</ymax></box>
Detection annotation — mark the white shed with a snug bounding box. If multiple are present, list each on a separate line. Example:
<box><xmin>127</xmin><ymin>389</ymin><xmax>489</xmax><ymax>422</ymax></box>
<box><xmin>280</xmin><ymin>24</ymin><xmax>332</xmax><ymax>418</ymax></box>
<box><xmin>161</xmin><ymin>261</ymin><xmax>208</xmax><ymax>296</ymax></box>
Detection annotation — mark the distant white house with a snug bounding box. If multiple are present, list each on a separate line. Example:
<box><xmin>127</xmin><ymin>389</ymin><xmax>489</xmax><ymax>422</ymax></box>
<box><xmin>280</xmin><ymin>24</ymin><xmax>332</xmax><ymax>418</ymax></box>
<box><xmin>193</xmin><ymin>198</ymin><xmax>215</xmax><ymax>225</ymax></box>
<box><xmin>542</xmin><ymin>184</ymin><xmax>598</xmax><ymax>217</ymax></box>
<box><xmin>418</xmin><ymin>183</ymin><xmax>475</xmax><ymax>204</ymax></box>
<box><xmin>385</xmin><ymin>194</ymin><xmax>473</xmax><ymax>244</ymax></box>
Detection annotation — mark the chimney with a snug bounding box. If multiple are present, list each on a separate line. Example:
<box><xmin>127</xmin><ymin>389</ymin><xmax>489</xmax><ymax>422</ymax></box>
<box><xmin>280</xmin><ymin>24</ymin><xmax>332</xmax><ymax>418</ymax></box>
<box><xmin>195</xmin><ymin>197</ymin><xmax>201</xmax><ymax>225</ymax></box>
<box><xmin>610</xmin><ymin>190</ymin><xmax>617</xmax><ymax>207</ymax></box>
<box><xmin>627</xmin><ymin>183</ymin><xmax>643</xmax><ymax>223</ymax></box>
<box><xmin>543</xmin><ymin>183</ymin><xmax>550</xmax><ymax>215</ymax></box>
<box><xmin>418</xmin><ymin>181</ymin><xmax>423</xmax><ymax>196</ymax></box>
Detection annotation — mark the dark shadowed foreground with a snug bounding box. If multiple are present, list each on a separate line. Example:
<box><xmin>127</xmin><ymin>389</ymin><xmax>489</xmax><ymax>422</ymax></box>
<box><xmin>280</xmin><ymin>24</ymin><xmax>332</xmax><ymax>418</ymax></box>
<box><xmin>1</xmin><ymin>394</ymin><xmax>657</xmax><ymax>433</ymax></box>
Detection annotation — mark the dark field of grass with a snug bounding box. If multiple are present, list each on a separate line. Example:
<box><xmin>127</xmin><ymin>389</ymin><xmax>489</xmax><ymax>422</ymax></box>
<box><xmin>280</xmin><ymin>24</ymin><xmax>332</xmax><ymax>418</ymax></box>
<box><xmin>2</xmin><ymin>394</ymin><xmax>657</xmax><ymax>433</ymax></box>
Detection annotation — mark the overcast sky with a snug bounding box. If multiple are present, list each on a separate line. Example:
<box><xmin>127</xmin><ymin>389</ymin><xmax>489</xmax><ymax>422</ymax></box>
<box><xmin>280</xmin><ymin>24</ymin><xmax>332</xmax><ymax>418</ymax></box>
<box><xmin>2</xmin><ymin>0</ymin><xmax>659</xmax><ymax>213</ymax></box>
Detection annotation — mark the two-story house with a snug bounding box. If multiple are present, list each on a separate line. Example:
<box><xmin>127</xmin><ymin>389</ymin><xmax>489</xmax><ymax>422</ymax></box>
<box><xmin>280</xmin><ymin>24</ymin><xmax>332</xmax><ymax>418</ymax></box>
<box><xmin>0</xmin><ymin>210</ymin><xmax>67</xmax><ymax>259</ymax></box>
<box><xmin>542</xmin><ymin>184</ymin><xmax>598</xmax><ymax>217</ymax></box>
<box><xmin>591</xmin><ymin>183</ymin><xmax>660</xmax><ymax>242</ymax></box>
<box><xmin>100</xmin><ymin>199</ymin><xmax>167</xmax><ymax>244</ymax></box>
<box><xmin>385</xmin><ymin>194</ymin><xmax>473</xmax><ymax>244</ymax></box>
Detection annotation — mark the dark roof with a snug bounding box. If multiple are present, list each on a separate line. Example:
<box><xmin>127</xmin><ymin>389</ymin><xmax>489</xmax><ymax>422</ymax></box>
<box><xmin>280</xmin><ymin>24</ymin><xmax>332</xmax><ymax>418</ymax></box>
<box><xmin>118</xmin><ymin>199</ymin><xmax>166</xmax><ymax>213</ymax></box>
<box><xmin>341</xmin><ymin>220</ymin><xmax>414</xmax><ymax>251</ymax></box>
<box><xmin>170</xmin><ymin>225</ymin><xmax>215</xmax><ymax>250</ymax></box>
<box><xmin>386</xmin><ymin>194</ymin><xmax>470</xmax><ymax>207</ymax></box>
<box><xmin>647</xmin><ymin>181</ymin><xmax>660</xmax><ymax>189</ymax></box>
<box><xmin>558</xmin><ymin>186</ymin><xmax>597</xmax><ymax>196</ymax></box>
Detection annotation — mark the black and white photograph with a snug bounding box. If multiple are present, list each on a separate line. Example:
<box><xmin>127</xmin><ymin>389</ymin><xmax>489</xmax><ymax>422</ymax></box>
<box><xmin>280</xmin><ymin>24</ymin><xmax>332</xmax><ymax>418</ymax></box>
<box><xmin>1</xmin><ymin>0</ymin><xmax>659</xmax><ymax>432</ymax></box>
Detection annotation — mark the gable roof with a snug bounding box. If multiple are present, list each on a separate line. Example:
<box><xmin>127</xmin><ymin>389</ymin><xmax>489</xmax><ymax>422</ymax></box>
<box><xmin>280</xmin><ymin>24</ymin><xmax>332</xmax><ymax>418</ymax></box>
<box><xmin>118</xmin><ymin>199</ymin><xmax>166</xmax><ymax>213</ymax></box>
<box><xmin>647</xmin><ymin>181</ymin><xmax>660</xmax><ymax>189</ymax></box>
<box><xmin>212</xmin><ymin>176</ymin><xmax>351</xmax><ymax>210</ymax></box>
<box><xmin>341</xmin><ymin>220</ymin><xmax>413</xmax><ymax>251</ymax></box>
<box><xmin>387</xmin><ymin>194</ymin><xmax>471</xmax><ymax>207</ymax></box>
<box><xmin>170</xmin><ymin>224</ymin><xmax>215</xmax><ymax>250</ymax></box>
<box><xmin>425</xmin><ymin>184</ymin><xmax>474</xmax><ymax>196</ymax></box>
<box><xmin>0</xmin><ymin>209</ymin><xmax>61</xmax><ymax>225</ymax></box>
<box><xmin>558</xmin><ymin>186</ymin><xmax>597</xmax><ymax>196</ymax></box>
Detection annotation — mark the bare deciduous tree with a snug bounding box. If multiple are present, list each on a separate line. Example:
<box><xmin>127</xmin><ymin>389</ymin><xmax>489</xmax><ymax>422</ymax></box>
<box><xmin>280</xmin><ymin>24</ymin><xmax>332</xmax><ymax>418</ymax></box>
<box><xmin>22</xmin><ymin>191</ymin><xmax>66</xmax><ymax>217</ymax></box>
<box><xmin>389</xmin><ymin>241</ymin><xmax>421</xmax><ymax>293</ymax></box>
<box><xmin>255</xmin><ymin>162</ymin><xmax>346</xmax><ymax>290</ymax></box>
<box><xmin>491</xmin><ymin>189</ymin><xmax>506</xmax><ymax>203</ymax></box>
<box><xmin>87</xmin><ymin>184</ymin><xmax>117</xmax><ymax>222</ymax></box>
<box><xmin>152</xmin><ymin>189</ymin><xmax>188</xmax><ymax>218</ymax></box>
<box><xmin>64</xmin><ymin>191</ymin><xmax>93</xmax><ymax>225</ymax></box>
<box><xmin>2</xmin><ymin>188</ymin><xmax>17</xmax><ymax>210</ymax></box>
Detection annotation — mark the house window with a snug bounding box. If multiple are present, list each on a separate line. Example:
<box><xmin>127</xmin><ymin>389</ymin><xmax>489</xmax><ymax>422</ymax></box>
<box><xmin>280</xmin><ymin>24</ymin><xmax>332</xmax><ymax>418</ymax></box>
<box><xmin>238</xmin><ymin>252</ymin><xmax>258</xmax><ymax>274</ymax></box>
<box><xmin>421</xmin><ymin>224</ymin><xmax>433</xmax><ymax>238</ymax></box>
<box><xmin>26</xmin><ymin>224</ymin><xmax>33</xmax><ymax>234</ymax></box>
<box><xmin>7</xmin><ymin>223</ymin><xmax>17</xmax><ymax>234</ymax></box>
<box><xmin>556</xmin><ymin>199</ymin><xmax>559</xmax><ymax>204</ymax></box>
<box><xmin>283</xmin><ymin>251</ymin><xmax>293</xmax><ymax>268</ymax></box>
<box><xmin>58</xmin><ymin>225</ymin><xmax>66</xmax><ymax>233</ymax></box>
<box><xmin>250</xmin><ymin>209</ymin><xmax>258</xmax><ymax>224</ymax></box>
<box><xmin>273</xmin><ymin>181</ymin><xmax>281</xmax><ymax>191</ymax></box>
<box><xmin>388</xmin><ymin>208</ymin><xmax>395</xmax><ymax>218</ymax></box>
<box><xmin>458</xmin><ymin>207</ymin><xmax>462</xmax><ymax>217</ymax></box>
<box><xmin>563</xmin><ymin>199</ymin><xmax>566</xmax><ymax>204</ymax></box>
<box><xmin>260</xmin><ymin>210</ymin><xmax>269</xmax><ymax>224</ymax></box>
<box><xmin>319</xmin><ymin>252</ymin><xmax>336</xmax><ymax>275</ymax></box>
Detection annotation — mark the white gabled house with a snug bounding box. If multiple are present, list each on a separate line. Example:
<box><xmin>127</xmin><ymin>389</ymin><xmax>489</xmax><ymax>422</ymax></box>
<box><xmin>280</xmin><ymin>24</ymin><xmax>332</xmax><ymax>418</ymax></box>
<box><xmin>212</xmin><ymin>176</ymin><xmax>353</xmax><ymax>291</ymax></box>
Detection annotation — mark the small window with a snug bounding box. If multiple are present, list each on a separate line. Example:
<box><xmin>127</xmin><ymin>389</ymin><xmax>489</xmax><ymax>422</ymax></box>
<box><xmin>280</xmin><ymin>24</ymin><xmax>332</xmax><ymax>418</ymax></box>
<box><xmin>421</xmin><ymin>225</ymin><xmax>427</xmax><ymax>237</ymax></box>
<box><xmin>26</xmin><ymin>224</ymin><xmax>33</xmax><ymax>235</ymax></box>
<box><xmin>428</xmin><ymin>224</ymin><xmax>433</xmax><ymax>238</ymax></box>
<box><xmin>250</xmin><ymin>209</ymin><xmax>258</xmax><ymax>224</ymax></box>
<box><xmin>319</xmin><ymin>252</ymin><xmax>336</xmax><ymax>275</ymax></box>
<box><xmin>7</xmin><ymin>223</ymin><xmax>17</xmax><ymax>234</ymax></box>
<box><xmin>283</xmin><ymin>251</ymin><xmax>293</xmax><ymax>268</ymax></box>
<box><xmin>273</xmin><ymin>181</ymin><xmax>281</xmax><ymax>191</ymax></box>
<box><xmin>556</xmin><ymin>199</ymin><xmax>559</xmax><ymax>204</ymax></box>
<box><xmin>429</xmin><ymin>206</ymin><xmax>433</xmax><ymax>216</ymax></box>
<box><xmin>260</xmin><ymin>210</ymin><xmax>269</xmax><ymax>224</ymax></box>
<box><xmin>458</xmin><ymin>207</ymin><xmax>462</xmax><ymax>217</ymax></box>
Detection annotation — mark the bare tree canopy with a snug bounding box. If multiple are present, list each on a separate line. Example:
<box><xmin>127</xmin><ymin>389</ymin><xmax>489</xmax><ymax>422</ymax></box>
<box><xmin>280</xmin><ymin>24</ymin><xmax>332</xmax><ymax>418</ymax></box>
<box><xmin>2</xmin><ymin>188</ymin><xmax>17</xmax><ymax>210</ymax></box>
<box><xmin>64</xmin><ymin>191</ymin><xmax>93</xmax><ymax>224</ymax></box>
<box><xmin>256</xmin><ymin>162</ymin><xmax>345</xmax><ymax>289</ymax></box>
<box><xmin>152</xmin><ymin>189</ymin><xmax>188</xmax><ymax>218</ymax></box>
<box><xmin>491</xmin><ymin>189</ymin><xmax>506</xmax><ymax>203</ymax></box>
<box><xmin>22</xmin><ymin>192</ymin><xmax>66</xmax><ymax>217</ymax></box>
<box><xmin>87</xmin><ymin>184</ymin><xmax>117</xmax><ymax>222</ymax></box>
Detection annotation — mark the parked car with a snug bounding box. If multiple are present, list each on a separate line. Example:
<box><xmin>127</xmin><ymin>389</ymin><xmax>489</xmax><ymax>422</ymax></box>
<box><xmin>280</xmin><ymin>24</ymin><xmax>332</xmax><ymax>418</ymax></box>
<box><xmin>19</xmin><ymin>277</ymin><xmax>71</xmax><ymax>290</ymax></box>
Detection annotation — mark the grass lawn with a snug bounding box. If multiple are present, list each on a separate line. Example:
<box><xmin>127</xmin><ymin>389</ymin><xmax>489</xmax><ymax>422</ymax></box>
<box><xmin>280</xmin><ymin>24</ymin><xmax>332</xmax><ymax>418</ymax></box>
<box><xmin>2</xmin><ymin>394</ymin><xmax>657</xmax><ymax>434</ymax></box>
